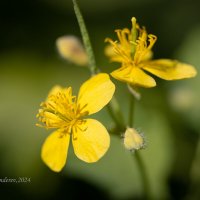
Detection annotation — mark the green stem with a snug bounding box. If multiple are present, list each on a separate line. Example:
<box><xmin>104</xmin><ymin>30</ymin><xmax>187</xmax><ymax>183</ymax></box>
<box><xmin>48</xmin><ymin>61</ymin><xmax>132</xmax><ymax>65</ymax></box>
<box><xmin>134</xmin><ymin>152</ymin><xmax>152</xmax><ymax>200</ymax></box>
<box><xmin>107</xmin><ymin>98</ymin><xmax>126</xmax><ymax>131</ymax></box>
<box><xmin>72</xmin><ymin>0</ymin><xmax>98</xmax><ymax>75</ymax></box>
<box><xmin>129</xmin><ymin>94</ymin><xmax>134</xmax><ymax>127</ymax></box>
<box><xmin>129</xmin><ymin>93</ymin><xmax>152</xmax><ymax>199</ymax></box>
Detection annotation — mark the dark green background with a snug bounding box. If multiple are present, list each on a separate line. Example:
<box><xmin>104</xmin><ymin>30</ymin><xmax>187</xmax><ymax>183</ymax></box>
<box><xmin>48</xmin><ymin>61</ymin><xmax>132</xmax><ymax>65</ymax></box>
<box><xmin>0</xmin><ymin>0</ymin><xmax>200</xmax><ymax>199</ymax></box>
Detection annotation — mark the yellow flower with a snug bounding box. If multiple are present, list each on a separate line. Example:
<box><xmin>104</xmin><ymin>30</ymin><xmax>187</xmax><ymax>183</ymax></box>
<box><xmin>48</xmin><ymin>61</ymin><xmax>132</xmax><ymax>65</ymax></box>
<box><xmin>36</xmin><ymin>73</ymin><xmax>115</xmax><ymax>172</ymax></box>
<box><xmin>105</xmin><ymin>17</ymin><xmax>197</xmax><ymax>88</ymax></box>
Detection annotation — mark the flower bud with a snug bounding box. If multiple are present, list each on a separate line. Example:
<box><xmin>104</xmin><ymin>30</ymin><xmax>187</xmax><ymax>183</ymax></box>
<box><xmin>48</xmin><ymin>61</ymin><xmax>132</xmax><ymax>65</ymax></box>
<box><xmin>123</xmin><ymin>128</ymin><xmax>145</xmax><ymax>151</ymax></box>
<box><xmin>56</xmin><ymin>35</ymin><xmax>88</xmax><ymax>66</ymax></box>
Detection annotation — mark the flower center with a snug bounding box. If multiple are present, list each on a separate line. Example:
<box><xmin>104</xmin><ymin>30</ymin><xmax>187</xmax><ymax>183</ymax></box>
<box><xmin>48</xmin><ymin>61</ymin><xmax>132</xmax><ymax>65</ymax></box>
<box><xmin>37</xmin><ymin>87</ymin><xmax>87</xmax><ymax>132</ymax></box>
<box><xmin>105</xmin><ymin>21</ymin><xmax>157</xmax><ymax>69</ymax></box>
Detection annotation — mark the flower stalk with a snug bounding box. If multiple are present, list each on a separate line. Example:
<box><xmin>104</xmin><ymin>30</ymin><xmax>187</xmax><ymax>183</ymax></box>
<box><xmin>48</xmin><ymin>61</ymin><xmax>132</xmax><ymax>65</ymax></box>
<box><xmin>128</xmin><ymin>93</ymin><xmax>152</xmax><ymax>199</ymax></box>
<box><xmin>107</xmin><ymin>97</ymin><xmax>126</xmax><ymax>131</ymax></box>
<box><xmin>72</xmin><ymin>0</ymin><xmax>98</xmax><ymax>75</ymax></box>
<box><xmin>129</xmin><ymin>93</ymin><xmax>135</xmax><ymax>127</ymax></box>
<box><xmin>134</xmin><ymin>151</ymin><xmax>152</xmax><ymax>200</ymax></box>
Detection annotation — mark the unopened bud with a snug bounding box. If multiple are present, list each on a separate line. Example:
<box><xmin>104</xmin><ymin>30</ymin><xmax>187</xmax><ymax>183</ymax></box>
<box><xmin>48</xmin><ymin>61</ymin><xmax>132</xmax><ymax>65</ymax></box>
<box><xmin>123</xmin><ymin>128</ymin><xmax>145</xmax><ymax>151</ymax></box>
<box><xmin>56</xmin><ymin>35</ymin><xmax>88</xmax><ymax>66</ymax></box>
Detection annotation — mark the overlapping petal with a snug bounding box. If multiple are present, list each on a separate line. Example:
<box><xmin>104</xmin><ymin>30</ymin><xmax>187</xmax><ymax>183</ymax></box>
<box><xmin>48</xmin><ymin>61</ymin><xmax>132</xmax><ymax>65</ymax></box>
<box><xmin>77</xmin><ymin>73</ymin><xmax>115</xmax><ymax>115</ymax></box>
<box><xmin>41</xmin><ymin>129</ymin><xmax>70</xmax><ymax>172</ymax></box>
<box><xmin>72</xmin><ymin>119</ymin><xmax>110</xmax><ymax>163</ymax></box>
<box><xmin>111</xmin><ymin>66</ymin><xmax>156</xmax><ymax>88</ymax></box>
<box><xmin>104</xmin><ymin>45</ymin><xmax>125</xmax><ymax>63</ymax></box>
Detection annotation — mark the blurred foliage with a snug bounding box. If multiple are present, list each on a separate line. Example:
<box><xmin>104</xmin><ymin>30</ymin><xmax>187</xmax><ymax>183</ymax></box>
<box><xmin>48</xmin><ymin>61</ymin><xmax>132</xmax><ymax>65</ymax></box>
<box><xmin>0</xmin><ymin>0</ymin><xmax>200</xmax><ymax>199</ymax></box>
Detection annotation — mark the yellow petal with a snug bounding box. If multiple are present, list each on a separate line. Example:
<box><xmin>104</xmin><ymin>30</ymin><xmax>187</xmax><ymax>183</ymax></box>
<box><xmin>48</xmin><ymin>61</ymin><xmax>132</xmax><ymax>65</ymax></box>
<box><xmin>141</xmin><ymin>50</ymin><xmax>153</xmax><ymax>62</ymax></box>
<box><xmin>142</xmin><ymin>59</ymin><xmax>197</xmax><ymax>80</ymax></box>
<box><xmin>104</xmin><ymin>45</ymin><xmax>116</xmax><ymax>57</ymax></box>
<box><xmin>111</xmin><ymin>66</ymin><xmax>156</xmax><ymax>88</ymax></box>
<box><xmin>77</xmin><ymin>73</ymin><xmax>115</xmax><ymax>115</ymax></box>
<box><xmin>41</xmin><ymin>129</ymin><xmax>70</xmax><ymax>172</ymax></box>
<box><xmin>47</xmin><ymin>85</ymin><xmax>63</xmax><ymax>97</ymax></box>
<box><xmin>72</xmin><ymin>119</ymin><xmax>110</xmax><ymax>163</ymax></box>
<box><xmin>47</xmin><ymin>86</ymin><xmax>73</xmax><ymax>98</ymax></box>
<box><xmin>104</xmin><ymin>45</ymin><xmax>125</xmax><ymax>63</ymax></box>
